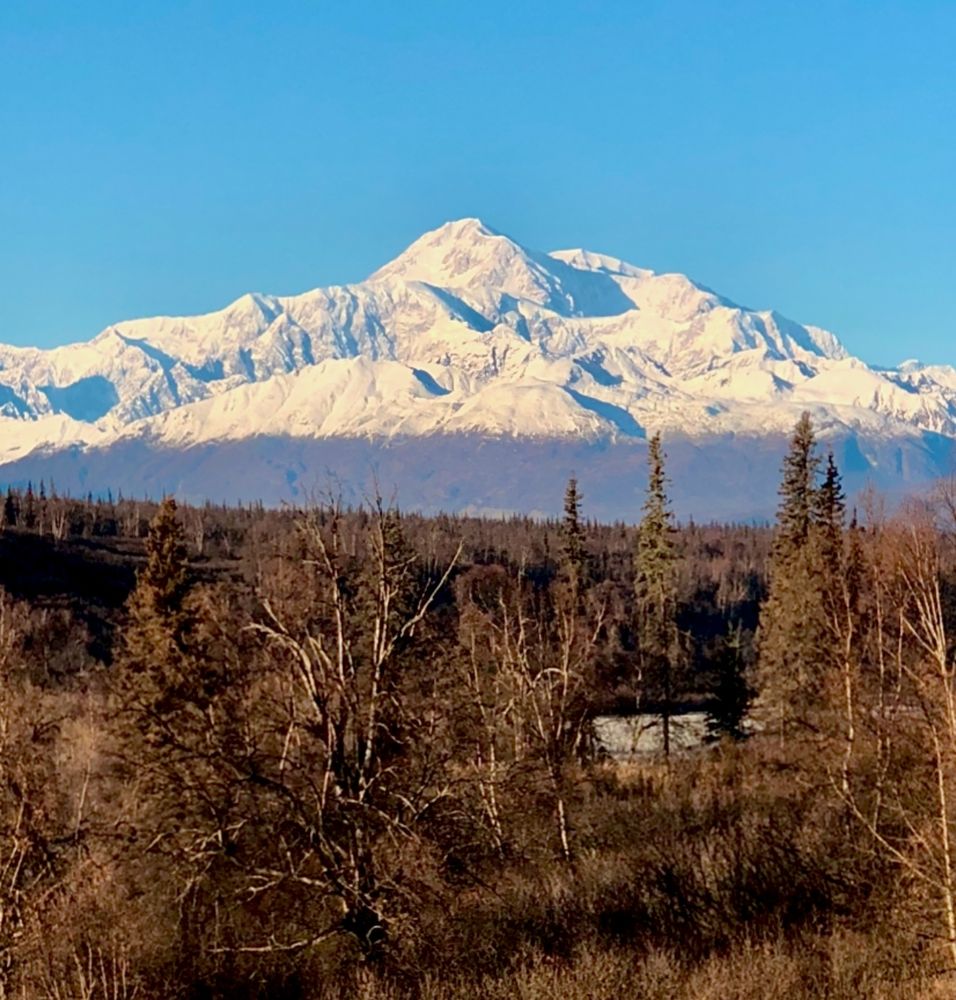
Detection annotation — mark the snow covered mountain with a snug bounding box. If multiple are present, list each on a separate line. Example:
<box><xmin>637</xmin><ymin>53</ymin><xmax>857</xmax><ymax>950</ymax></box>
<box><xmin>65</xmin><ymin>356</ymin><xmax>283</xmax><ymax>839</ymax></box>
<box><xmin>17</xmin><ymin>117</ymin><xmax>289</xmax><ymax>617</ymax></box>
<box><xmin>1</xmin><ymin>218</ymin><xmax>954</xmax><ymax>519</ymax></box>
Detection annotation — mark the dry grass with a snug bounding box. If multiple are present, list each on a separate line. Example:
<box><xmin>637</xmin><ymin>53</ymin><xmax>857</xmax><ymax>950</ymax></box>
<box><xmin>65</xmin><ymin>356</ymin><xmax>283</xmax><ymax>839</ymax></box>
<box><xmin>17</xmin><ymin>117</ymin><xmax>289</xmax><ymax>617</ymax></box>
<box><xmin>344</xmin><ymin>931</ymin><xmax>939</xmax><ymax>1000</ymax></box>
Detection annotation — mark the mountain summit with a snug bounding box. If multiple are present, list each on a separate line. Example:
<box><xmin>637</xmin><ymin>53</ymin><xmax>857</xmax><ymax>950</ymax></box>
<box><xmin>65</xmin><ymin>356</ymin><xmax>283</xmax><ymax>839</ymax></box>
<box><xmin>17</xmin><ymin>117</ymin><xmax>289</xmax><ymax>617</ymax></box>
<box><xmin>0</xmin><ymin>219</ymin><xmax>953</xmax><ymax>518</ymax></box>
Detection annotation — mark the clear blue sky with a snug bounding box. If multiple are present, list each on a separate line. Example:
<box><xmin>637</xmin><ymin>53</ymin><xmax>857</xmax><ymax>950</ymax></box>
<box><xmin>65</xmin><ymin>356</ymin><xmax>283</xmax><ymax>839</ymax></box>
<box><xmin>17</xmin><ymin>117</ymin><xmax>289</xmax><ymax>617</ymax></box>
<box><xmin>1</xmin><ymin>1</ymin><xmax>954</xmax><ymax>366</ymax></box>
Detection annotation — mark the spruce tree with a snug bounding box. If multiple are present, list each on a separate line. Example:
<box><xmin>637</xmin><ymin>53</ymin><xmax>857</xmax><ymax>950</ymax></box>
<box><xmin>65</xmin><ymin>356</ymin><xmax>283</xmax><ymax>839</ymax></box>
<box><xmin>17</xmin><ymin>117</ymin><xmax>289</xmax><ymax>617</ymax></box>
<box><xmin>758</xmin><ymin>413</ymin><xmax>836</xmax><ymax>734</ymax></box>
<box><xmin>134</xmin><ymin>498</ymin><xmax>190</xmax><ymax>620</ymax></box>
<box><xmin>560</xmin><ymin>477</ymin><xmax>587</xmax><ymax>600</ymax></box>
<box><xmin>2</xmin><ymin>489</ymin><xmax>17</xmax><ymax>528</ymax></box>
<box><xmin>814</xmin><ymin>450</ymin><xmax>846</xmax><ymax>579</ymax></box>
<box><xmin>634</xmin><ymin>433</ymin><xmax>680</xmax><ymax>756</ymax></box>
<box><xmin>119</xmin><ymin>497</ymin><xmax>203</xmax><ymax>726</ymax></box>
<box><xmin>706</xmin><ymin>621</ymin><xmax>752</xmax><ymax>742</ymax></box>
<box><xmin>21</xmin><ymin>485</ymin><xmax>36</xmax><ymax>531</ymax></box>
<box><xmin>111</xmin><ymin>500</ymin><xmax>237</xmax><ymax>971</ymax></box>
<box><xmin>775</xmin><ymin>411</ymin><xmax>819</xmax><ymax>554</ymax></box>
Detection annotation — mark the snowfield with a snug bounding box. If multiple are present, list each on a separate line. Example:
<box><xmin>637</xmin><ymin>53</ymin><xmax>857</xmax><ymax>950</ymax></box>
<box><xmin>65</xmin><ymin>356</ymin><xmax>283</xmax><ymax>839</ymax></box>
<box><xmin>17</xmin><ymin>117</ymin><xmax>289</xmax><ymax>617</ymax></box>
<box><xmin>1</xmin><ymin>218</ymin><xmax>954</xmax><ymax>517</ymax></box>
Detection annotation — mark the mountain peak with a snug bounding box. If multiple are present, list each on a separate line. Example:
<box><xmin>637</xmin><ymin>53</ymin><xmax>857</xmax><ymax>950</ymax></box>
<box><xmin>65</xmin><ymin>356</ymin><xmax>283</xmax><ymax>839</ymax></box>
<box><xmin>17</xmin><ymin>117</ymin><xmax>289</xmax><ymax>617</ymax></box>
<box><xmin>365</xmin><ymin>216</ymin><xmax>607</xmax><ymax>316</ymax></box>
<box><xmin>2</xmin><ymin>218</ymin><xmax>954</xmax><ymax>522</ymax></box>
<box><xmin>433</xmin><ymin>216</ymin><xmax>502</xmax><ymax>239</ymax></box>
<box><xmin>369</xmin><ymin>217</ymin><xmax>520</xmax><ymax>286</ymax></box>
<box><xmin>369</xmin><ymin>221</ymin><xmax>642</xmax><ymax>318</ymax></box>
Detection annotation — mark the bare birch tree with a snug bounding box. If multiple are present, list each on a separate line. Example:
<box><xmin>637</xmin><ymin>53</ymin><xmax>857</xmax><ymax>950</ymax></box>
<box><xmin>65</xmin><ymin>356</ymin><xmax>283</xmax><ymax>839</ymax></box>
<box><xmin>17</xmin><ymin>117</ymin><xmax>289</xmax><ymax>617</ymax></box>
<box><xmin>843</xmin><ymin>505</ymin><xmax>956</xmax><ymax>971</ymax></box>
<box><xmin>244</xmin><ymin>499</ymin><xmax>461</xmax><ymax>956</ymax></box>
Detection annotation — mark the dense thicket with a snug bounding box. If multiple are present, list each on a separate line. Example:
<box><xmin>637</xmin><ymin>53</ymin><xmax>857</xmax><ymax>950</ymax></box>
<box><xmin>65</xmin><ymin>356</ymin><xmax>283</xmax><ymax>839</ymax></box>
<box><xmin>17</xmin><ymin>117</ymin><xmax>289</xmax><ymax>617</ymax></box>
<box><xmin>2</xmin><ymin>433</ymin><xmax>956</xmax><ymax>998</ymax></box>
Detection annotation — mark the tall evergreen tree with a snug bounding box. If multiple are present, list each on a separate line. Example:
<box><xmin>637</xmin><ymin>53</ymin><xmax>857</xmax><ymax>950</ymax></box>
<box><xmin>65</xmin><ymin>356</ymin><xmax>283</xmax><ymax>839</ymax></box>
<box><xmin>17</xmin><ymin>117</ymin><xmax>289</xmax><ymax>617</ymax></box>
<box><xmin>21</xmin><ymin>485</ymin><xmax>36</xmax><ymax>532</ymax></box>
<box><xmin>814</xmin><ymin>450</ymin><xmax>847</xmax><ymax>579</ymax></box>
<box><xmin>561</xmin><ymin>477</ymin><xmax>587</xmax><ymax>600</ymax></box>
<box><xmin>775</xmin><ymin>411</ymin><xmax>820</xmax><ymax>554</ymax></box>
<box><xmin>758</xmin><ymin>413</ymin><xmax>837</xmax><ymax>734</ymax></box>
<box><xmin>634</xmin><ymin>433</ymin><xmax>681</xmax><ymax>756</ymax></box>
<box><xmin>118</xmin><ymin>497</ymin><xmax>206</xmax><ymax>726</ymax></box>
<box><xmin>111</xmin><ymin>499</ymin><xmax>239</xmax><ymax>975</ymax></box>
<box><xmin>134</xmin><ymin>498</ymin><xmax>190</xmax><ymax>621</ymax></box>
<box><xmin>706</xmin><ymin>621</ymin><xmax>752</xmax><ymax>742</ymax></box>
<box><xmin>2</xmin><ymin>489</ymin><xmax>17</xmax><ymax>528</ymax></box>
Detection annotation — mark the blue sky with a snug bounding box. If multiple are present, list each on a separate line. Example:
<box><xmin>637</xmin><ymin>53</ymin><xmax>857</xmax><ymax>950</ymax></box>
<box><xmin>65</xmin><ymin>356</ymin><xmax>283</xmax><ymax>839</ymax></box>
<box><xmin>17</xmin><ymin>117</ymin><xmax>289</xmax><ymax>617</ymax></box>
<box><xmin>1</xmin><ymin>1</ymin><xmax>954</xmax><ymax>366</ymax></box>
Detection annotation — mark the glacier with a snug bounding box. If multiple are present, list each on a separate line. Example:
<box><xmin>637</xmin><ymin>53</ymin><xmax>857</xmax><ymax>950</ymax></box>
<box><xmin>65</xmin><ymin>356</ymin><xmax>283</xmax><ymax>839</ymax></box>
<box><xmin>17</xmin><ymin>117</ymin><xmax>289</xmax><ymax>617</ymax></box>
<box><xmin>0</xmin><ymin>217</ymin><xmax>953</xmax><ymax>519</ymax></box>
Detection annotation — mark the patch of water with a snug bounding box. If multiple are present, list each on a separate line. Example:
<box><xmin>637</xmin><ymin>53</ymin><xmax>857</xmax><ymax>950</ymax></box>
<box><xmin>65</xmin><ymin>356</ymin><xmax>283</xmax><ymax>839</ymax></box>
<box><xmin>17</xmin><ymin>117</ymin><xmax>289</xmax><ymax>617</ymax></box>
<box><xmin>594</xmin><ymin>712</ymin><xmax>711</xmax><ymax>759</ymax></box>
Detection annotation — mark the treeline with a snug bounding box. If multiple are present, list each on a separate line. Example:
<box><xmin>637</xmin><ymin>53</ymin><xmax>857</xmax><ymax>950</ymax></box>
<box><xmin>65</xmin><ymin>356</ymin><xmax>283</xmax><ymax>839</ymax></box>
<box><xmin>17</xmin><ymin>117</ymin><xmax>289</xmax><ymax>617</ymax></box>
<box><xmin>0</xmin><ymin>463</ymin><xmax>769</xmax><ymax>722</ymax></box>
<box><xmin>1</xmin><ymin>421</ymin><xmax>955</xmax><ymax>997</ymax></box>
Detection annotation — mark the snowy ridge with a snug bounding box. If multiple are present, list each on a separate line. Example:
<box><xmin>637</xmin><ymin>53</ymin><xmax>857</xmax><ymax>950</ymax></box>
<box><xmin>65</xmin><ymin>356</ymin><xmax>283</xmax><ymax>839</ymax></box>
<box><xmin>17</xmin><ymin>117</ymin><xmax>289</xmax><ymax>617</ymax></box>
<box><xmin>1</xmin><ymin>218</ymin><xmax>955</xmax><ymax>492</ymax></box>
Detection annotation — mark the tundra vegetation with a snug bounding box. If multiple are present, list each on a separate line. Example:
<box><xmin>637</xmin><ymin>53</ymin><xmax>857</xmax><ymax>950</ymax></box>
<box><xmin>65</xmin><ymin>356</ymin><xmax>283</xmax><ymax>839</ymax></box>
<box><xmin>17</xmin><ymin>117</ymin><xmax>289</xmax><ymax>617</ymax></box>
<box><xmin>2</xmin><ymin>419</ymin><xmax>956</xmax><ymax>998</ymax></box>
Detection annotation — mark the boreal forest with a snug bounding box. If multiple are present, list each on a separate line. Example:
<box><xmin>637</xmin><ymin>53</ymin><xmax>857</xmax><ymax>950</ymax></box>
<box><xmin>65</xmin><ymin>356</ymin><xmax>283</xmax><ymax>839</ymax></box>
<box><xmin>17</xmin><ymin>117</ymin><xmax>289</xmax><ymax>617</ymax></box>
<box><xmin>2</xmin><ymin>414</ymin><xmax>956</xmax><ymax>998</ymax></box>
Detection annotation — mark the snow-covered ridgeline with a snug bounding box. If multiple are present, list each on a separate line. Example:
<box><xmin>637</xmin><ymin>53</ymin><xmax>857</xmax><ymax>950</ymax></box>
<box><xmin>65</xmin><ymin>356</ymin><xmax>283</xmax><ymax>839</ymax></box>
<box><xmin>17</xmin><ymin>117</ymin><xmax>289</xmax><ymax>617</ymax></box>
<box><xmin>1</xmin><ymin>217</ymin><xmax>954</xmax><ymax>468</ymax></box>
